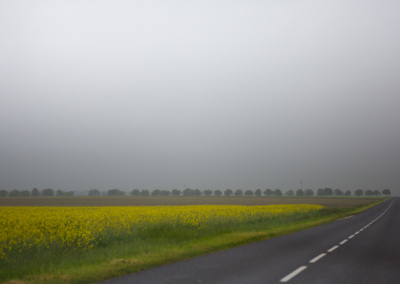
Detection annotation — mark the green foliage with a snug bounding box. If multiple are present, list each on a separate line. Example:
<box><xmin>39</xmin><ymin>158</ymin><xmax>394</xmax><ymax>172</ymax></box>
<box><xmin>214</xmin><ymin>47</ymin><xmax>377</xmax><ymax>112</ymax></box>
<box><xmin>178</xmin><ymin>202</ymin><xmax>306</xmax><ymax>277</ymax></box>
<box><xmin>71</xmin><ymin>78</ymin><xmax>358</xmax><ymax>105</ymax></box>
<box><xmin>107</xmin><ymin>189</ymin><xmax>126</xmax><ymax>196</ymax></box>
<box><xmin>355</xmin><ymin>189</ymin><xmax>364</xmax><ymax>196</ymax></box>
<box><xmin>89</xmin><ymin>189</ymin><xmax>101</xmax><ymax>196</ymax></box>
<box><xmin>0</xmin><ymin>190</ymin><xmax>8</xmax><ymax>197</ymax></box>
<box><xmin>244</xmin><ymin>190</ymin><xmax>254</xmax><ymax>196</ymax></box>
<box><xmin>334</xmin><ymin>189</ymin><xmax>343</xmax><ymax>196</ymax></box>
<box><xmin>296</xmin><ymin>189</ymin><xmax>304</xmax><ymax>196</ymax></box>
<box><xmin>41</xmin><ymin>188</ymin><xmax>54</xmax><ymax>196</ymax></box>
<box><xmin>171</xmin><ymin>189</ymin><xmax>181</xmax><ymax>196</ymax></box>
<box><xmin>224</xmin><ymin>189</ymin><xmax>233</xmax><ymax>196</ymax></box>
<box><xmin>382</xmin><ymin>189</ymin><xmax>391</xmax><ymax>196</ymax></box>
<box><xmin>316</xmin><ymin>188</ymin><xmax>333</xmax><ymax>196</ymax></box>
<box><xmin>21</xmin><ymin>190</ymin><xmax>30</xmax><ymax>197</ymax></box>
<box><xmin>9</xmin><ymin>189</ymin><xmax>21</xmax><ymax>197</ymax></box>
<box><xmin>31</xmin><ymin>188</ymin><xmax>40</xmax><ymax>196</ymax></box>
<box><xmin>264</xmin><ymin>188</ymin><xmax>274</xmax><ymax>196</ymax></box>
<box><xmin>214</xmin><ymin>190</ymin><xmax>222</xmax><ymax>196</ymax></box>
<box><xmin>304</xmin><ymin>189</ymin><xmax>314</xmax><ymax>196</ymax></box>
<box><xmin>285</xmin><ymin>190</ymin><xmax>294</xmax><ymax>196</ymax></box>
<box><xmin>182</xmin><ymin>188</ymin><xmax>201</xmax><ymax>196</ymax></box>
<box><xmin>234</xmin><ymin>189</ymin><xmax>243</xmax><ymax>196</ymax></box>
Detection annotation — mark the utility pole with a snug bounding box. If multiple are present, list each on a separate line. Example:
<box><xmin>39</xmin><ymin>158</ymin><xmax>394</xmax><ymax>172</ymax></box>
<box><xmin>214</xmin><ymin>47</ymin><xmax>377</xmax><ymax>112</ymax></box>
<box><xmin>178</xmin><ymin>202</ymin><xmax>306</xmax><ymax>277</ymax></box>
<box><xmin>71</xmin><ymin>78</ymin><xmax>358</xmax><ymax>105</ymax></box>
<box><xmin>300</xmin><ymin>179</ymin><xmax>303</xmax><ymax>191</ymax></box>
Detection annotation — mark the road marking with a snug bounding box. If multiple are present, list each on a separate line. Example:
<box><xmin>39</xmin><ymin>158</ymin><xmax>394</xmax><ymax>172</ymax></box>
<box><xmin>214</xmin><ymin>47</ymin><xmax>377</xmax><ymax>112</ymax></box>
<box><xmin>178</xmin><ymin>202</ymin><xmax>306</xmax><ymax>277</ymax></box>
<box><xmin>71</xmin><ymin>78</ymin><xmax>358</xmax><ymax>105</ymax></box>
<box><xmin>278</xmin><ymin>198</ymin><xmax>396</xmax><ymax>282</ymax></box>
<box><xmin>309</xmin><ymin>253</ymin><xmax>326</xmax><ymax>263</ymax></box>
<box><xmin>280</xmin><ymin>266</ymin><xmax>308</xmax><ymax>282</ymax></box>
<box><xmin>327</xmin><ymin>245</ymin><xmax>339</xmax><ymax>252</ymax></box>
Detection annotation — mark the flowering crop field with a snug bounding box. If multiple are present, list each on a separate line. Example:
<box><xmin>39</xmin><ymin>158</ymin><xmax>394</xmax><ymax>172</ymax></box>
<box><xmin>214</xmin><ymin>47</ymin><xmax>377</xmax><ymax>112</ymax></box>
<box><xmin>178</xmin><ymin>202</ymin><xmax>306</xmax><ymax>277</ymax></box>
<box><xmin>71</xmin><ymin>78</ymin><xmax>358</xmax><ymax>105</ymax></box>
<box><xmin>0</xmin><ymin>204</ymin><xmax>322</xmax><ymax>261</ymax></box>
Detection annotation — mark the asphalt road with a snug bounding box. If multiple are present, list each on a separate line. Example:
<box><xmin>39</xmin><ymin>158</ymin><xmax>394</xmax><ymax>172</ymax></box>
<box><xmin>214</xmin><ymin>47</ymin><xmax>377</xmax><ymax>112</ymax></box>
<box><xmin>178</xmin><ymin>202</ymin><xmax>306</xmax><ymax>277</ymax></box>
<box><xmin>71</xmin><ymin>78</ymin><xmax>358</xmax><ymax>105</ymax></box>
<box><xmin>101</xmin><ymin>198</ymin><xmax>398</xmax><ymax>284</ymax></box>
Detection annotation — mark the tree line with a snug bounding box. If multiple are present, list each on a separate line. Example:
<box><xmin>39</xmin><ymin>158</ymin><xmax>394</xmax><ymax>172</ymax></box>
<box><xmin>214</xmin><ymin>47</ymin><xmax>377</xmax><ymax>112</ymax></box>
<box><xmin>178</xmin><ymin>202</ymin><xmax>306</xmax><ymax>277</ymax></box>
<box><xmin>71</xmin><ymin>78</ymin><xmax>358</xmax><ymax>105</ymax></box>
<box><xmin>93</xmin><ymin>187</ymin><xmax>391</xmax><ymax>197</ymax></box>
<box><xmin>0</xmin><ymin>187</ymin><xmax>391</xmax><ymax>198</ymax></box>
<box><xmin>0</xmin><ymin>188</ymin><xmax>74</xmax><ymax>197</ymax></box>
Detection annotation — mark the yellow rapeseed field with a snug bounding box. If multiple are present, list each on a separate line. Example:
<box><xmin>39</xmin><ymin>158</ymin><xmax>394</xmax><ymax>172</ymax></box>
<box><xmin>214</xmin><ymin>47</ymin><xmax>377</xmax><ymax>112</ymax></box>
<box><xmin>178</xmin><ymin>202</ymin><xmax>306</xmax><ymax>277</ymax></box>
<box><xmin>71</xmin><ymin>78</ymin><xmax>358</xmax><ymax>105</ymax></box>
<box><xmin>0</xmin><ymin>204</ymin><xmax>322</xmax><ymax>261</ymax></box>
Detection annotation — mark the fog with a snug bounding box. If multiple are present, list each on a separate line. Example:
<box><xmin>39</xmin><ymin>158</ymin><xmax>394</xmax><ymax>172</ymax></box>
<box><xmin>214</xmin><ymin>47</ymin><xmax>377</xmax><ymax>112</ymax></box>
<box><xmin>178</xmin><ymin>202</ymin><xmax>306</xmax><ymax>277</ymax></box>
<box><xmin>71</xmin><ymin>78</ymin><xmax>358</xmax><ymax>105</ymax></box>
<box><xmin>1</xmin><ymin>0</ymin><xmax>399</xmax><ymax>195</ymax></box>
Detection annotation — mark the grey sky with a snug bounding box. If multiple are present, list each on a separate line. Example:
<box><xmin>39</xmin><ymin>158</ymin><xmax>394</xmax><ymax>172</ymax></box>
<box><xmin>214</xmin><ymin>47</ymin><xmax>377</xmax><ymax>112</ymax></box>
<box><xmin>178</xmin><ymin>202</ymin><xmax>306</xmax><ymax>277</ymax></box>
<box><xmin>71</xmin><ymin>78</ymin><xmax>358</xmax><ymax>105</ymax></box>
<box><xmin>1</xmin><ymin>0</ymin><xmax>399</xmax><ymax>194</ymax></box>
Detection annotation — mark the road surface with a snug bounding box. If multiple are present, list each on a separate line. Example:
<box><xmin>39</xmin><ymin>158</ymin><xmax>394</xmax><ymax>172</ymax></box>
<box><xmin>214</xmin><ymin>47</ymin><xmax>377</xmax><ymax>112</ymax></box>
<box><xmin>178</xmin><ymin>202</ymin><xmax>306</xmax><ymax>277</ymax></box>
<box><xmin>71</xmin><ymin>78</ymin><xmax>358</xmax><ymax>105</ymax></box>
<box><xmin>101</xmin><ymin>198</ymin><xmax>399</xmax><ymax>283</ymax></box>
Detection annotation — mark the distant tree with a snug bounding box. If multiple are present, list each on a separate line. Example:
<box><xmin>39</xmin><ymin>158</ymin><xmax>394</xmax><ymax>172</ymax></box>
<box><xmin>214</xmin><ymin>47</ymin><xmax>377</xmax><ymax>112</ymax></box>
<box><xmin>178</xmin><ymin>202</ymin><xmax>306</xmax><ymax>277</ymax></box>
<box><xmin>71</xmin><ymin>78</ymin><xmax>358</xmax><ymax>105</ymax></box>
<box><xmin>316</xmin><ymin>188</ymin><xmax>325</xmax><ymax>196</ymax></box>
<box><xmin>255</xmin><ymin>189</ymin><xmax>262</xmax><ymax>196</ymax></box>
<box><xmin>382</xmin><ymin>189</ymin><xmax>391</xmax><ymax>196</ymax></box>
<box><xmin>354</xmin><ymin>189</ymin><xmax>364</xmax><ymax>196</ymax></box>
<box><xmin>214</xmin><ymin>190</ymin><xmax>222</xmax><ymax>196</ymax></box>
<box><xmin>203</xmin><ymin>189</ymin><xmax>213</xmax><ymax>196</ymax></box>
<box><xmin>324</xmin><ymin>188</ymin><xmax>333</xmax><ymax>196</ymax></box>
<box><xmin>286</xmin><ymin>190</ymin><xmax>294</xmax><ymax>196</ymax></box>
<box><xmin>31</xmin><ymin>188</ymin><xmax>40</xmax><ymax>197</ymax></box>
<box><xmin>140</xmin><ymin>189</ymin><xmax>150</xmax><ymax>196</ymax></box>
<box><xmin>344</xmin><ymin>190</ymin><xmax>351</xmax><ymax>196</ymax></box>
<box><xmin>160</xmin><ymin>190</ymin><xmax>170</xmax><ymax>196</ymax></box>
<box><xmin>224</xmin><ymin>189</ymin><xmax>233</xmax><ymax>196</ymax></box>
<box><xmin>334</xmin><ymin>189</ymin><xmax>344</xmax><ymax>196</ymax></box>
<box><xmin>56</xmin><ymin>189</ymin><xmax>64</xmax><ymax>196</ymax></box>
<box><xmin>41</xmin><ymin>188</ymin><xmax>54</xmax><ymax>196</ymax></box>
<box><xmin>304</xmin><ymin>189</ymin><xmax>314</xmax><ymax>196</ymax></box>
<box><xmin>183</xmin><ymin>188</ymin><xmax>193</xmax><ymax>196</ymax></box>
<box><xmin>296</xmin><ymin>189</ymin><xmax>304</xmax><ymax>196</ymax></box>
<box><xmin>89</xmin><ymin>189</ymin><xmax>101</xmax><ymax>196</ymax></box>
<box><xmin>372</xmin><ymin>190</ymin><xmax>381</xmax><ymax>196</ymax></box>
<box><xmin>0</xmin><ymin>190</ymin><xmax>8</xmax><ymax>197</ymax></box>
<box><xmin>244</xmin><ymin>190</ymin><xmax>254</xmax><ymax>196</ymax></box>
<box><xmin>171</xmin><ymin>189</ymin><xmax>181</xmax><ymax>196</ymax></box>
<box><xmin>151</xmin><ymin>189</ymin><xmax>161</xmax><ymax>196</ymax></box>
<box><xmin>21</xmin><ymin>190</ymin><xmax>30</xmax><ymax>197</ymax></box>
<box><xmin>275</xmin><ymin>189</ymin><xmax>283</xmax><ymax>196</ymax></box>
<box><xmin>107</xmin><ymin>189</ymin><xmax>125</xmax><ymax>196</ymax></box>
<box><xmin>264</xmin><ymin>188</ymin><xmax>274</xmax><ymax>196</ymax></box>
<box><xmin>365</xmin><ymin>190</ymin><xmax>373</xmax><ymax>196</ymax></box>
<box><xmin>234</xmin><ymin>189</ymin><xmax>243</xmax><ymax>196</ymax></box>
<box><xmin>130</xmin><ymin>189</ymin><xmax>140</xmax><ymax>196</ymax></box>
<box><xmin>182</xmin><ymin>188</ymin><xmax>201</xmax><ymax>196</ymax></box>
<box><xmin>9</xmin><ymin>189</ymin><xmax>21</xmax><ymax>197</ymax></box>
<box><xmin>64</xmin><ymin>191</ymin><xmax>74</xmax><ymax>196</ymax></box>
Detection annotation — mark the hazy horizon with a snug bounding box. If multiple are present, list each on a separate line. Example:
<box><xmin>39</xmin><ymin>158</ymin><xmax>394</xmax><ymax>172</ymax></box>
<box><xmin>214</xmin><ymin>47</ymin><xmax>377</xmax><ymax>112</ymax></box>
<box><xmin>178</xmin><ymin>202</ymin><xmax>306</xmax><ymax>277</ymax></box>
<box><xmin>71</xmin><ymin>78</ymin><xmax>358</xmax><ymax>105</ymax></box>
<box><xmin>1</xmin><ymin>1</ymin><xmax>399</xmax><ymax>195</ymax></box>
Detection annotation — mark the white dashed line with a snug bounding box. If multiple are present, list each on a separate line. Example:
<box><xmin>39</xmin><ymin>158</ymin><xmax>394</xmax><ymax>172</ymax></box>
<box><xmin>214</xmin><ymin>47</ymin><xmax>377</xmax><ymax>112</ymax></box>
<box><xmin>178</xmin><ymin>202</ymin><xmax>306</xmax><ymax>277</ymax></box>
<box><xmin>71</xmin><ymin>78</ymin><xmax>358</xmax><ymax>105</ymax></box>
<box><xmin>309</xmin><ymin>253</ymin><xmax>326</xmax><ymax>263</ymax></box>
<box><xmin>327</xmin><ymin>245</ymin><xmax>339</xmax><ymax>252</ymax></box>
<box><xmin>278</xmin><ymin>199</ymin><xmax>395</xmax><ymax>282</ymax></box>
<box><xmin>280</xmin><ymin>266</ymin><xmax>308</xmax><ymax>282</ymax></box>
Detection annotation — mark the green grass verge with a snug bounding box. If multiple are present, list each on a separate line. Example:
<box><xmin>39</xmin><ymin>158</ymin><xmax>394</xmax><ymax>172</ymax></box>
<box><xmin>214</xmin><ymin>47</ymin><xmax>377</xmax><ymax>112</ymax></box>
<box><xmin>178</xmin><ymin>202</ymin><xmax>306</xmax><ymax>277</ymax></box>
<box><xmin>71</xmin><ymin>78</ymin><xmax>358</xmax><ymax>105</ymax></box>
<box><xmin>1</xmin><ymin>199</ymin><xmax>386</xmax><ymax>284</ymax></box>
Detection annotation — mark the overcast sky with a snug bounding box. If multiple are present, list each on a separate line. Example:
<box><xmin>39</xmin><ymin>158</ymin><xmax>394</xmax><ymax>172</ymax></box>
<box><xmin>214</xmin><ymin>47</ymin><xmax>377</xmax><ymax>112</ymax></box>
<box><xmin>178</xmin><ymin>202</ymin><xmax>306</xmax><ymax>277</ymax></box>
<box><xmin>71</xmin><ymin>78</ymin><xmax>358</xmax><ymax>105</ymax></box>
<box><xmin>1</xmin><ymin>0</ymin><xmax>399</xmax><ymax>195</ymax></box>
